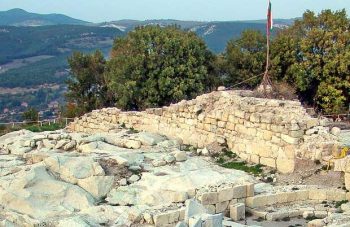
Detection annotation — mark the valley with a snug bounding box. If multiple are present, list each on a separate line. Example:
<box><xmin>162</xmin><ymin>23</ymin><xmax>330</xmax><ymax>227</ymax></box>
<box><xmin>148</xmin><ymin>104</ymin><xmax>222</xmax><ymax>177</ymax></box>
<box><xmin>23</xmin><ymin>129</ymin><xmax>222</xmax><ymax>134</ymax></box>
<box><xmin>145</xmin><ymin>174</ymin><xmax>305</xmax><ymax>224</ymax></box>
<box><xmin>0</xmin><ymin>9</ymin><xmax>293</xmax><ymax>123</ymax></box>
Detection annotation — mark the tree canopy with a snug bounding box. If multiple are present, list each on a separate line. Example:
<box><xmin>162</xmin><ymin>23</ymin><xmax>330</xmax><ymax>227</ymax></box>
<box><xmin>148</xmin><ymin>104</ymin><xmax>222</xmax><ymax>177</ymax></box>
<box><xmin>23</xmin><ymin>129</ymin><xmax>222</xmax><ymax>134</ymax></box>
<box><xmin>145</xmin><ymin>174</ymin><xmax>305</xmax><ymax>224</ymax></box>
<box><xmin>65</xmin><ymin>10</ymin><xmax>350</xmax><ymax>115</ymax></box>
<box><xmin>66</xmin><ymin>50</ymin><xmax>110</xmax><ymax>114</ymax></box>
<box><xmin>271</xmin><ymin>9</ymin><xmax>350</xmax><ymax>113</ymax></box>
<box><xmin>221</xmin><ymin>30</ymin><xmax>266</xmax><ymax>89</ymax></box>
<box><xmin>105</xmin><ymin>25</ymin><xmax>216</xmax><ymax>110</ymax></box>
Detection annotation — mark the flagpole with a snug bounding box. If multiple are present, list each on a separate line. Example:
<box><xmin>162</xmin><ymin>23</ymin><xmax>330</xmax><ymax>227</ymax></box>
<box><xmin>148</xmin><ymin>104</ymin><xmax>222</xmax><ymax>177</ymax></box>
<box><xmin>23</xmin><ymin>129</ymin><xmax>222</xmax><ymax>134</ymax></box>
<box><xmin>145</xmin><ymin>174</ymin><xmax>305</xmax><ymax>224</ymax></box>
<box><xmin>263</xmin><ymin>0</ymin><xmax>272</xmax><ymax>95</ymax></box>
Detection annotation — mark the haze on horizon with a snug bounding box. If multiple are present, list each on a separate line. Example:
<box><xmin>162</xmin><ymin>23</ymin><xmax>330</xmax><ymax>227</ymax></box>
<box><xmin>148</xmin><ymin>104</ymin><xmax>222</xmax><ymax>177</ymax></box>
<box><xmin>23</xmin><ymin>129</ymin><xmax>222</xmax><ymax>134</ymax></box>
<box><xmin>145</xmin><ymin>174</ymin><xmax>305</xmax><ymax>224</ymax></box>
<box><xmin>1</xmin><ymin>0</ymin><xmax>350</xmax><ymax>23</ymax></box>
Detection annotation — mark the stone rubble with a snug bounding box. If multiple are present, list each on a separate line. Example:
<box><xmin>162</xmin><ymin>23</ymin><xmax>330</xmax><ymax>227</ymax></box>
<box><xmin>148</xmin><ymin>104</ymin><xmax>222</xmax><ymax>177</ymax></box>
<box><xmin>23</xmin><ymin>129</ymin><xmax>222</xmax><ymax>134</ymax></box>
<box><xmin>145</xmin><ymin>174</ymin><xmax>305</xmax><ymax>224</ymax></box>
<box><xmin>0</xmin><ymin>127</ymin><xmax>348</xmax><ymax>226</ymax></box>
<box><xmin>0</xmin><ymin>91</ymin><xmax>349</xmax><ymax>227</ymax></box>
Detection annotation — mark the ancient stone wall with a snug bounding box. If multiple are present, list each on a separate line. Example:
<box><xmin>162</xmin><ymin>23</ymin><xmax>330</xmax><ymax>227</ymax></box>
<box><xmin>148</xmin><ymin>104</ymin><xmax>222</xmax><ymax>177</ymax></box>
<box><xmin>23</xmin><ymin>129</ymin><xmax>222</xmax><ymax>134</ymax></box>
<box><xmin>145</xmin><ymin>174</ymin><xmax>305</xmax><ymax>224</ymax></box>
<box><xmin>68</xmin><ymin>90</ymin><xmax>338</xmax><ymax>173</ymax></box>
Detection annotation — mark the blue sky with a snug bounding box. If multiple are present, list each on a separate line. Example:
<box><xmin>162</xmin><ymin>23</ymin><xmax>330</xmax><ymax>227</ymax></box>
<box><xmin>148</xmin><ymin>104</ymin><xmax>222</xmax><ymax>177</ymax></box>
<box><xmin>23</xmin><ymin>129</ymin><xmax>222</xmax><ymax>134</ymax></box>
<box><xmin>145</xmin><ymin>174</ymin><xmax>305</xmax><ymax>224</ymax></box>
<box><xmin>1</xmin><ymin>0</ymin><xmax>349</xmax><ymax>22</ymax></box>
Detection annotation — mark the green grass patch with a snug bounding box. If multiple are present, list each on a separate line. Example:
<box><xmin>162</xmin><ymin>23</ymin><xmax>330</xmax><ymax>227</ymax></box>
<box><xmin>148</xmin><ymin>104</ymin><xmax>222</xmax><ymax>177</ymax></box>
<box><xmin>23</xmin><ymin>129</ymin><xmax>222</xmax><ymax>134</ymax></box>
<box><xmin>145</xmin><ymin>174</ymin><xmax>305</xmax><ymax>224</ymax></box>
<box><xmin>25</xmin><ymin>123</ymin><xmax>64</xmax><ymax>132</ymax></box>
<box><xmin>223</xmin><ymin>150</ymin><xmax>237</xmax><ymax>158</ymax></box>
<box><xmin>220</xmin><ymin>161</ymin><xmax>263</xmax><ymax>175</ymax></box>
<box><xmin>127</xmin><ymin>127</ymin><xmax>139</xmax><ymax>134</ymax></box>
<box><xmin>216</xmin><ymin>157</ymin><xmax>225</xmax><ymax>164</ymax></box>
<box><xmin>305</xmin><ymin>216</ymin><xmax>318</xmax><ymax>221</ymax></box>
<box><xmin>335</xmin><ymin>200</ymin><xmax>348</xmax><ymax>208</ymax></box>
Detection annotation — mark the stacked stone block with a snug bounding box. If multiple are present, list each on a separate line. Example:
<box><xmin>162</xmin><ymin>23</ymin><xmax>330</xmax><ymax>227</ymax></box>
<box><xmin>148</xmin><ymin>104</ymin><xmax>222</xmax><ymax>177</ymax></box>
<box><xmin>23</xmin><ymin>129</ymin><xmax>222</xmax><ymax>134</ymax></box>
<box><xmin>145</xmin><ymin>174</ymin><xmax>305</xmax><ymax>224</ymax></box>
<box><xmin>68</xmin><ymin>90</ymin><xmax>338</xmax><ymax>173</ymax></box>
<box><xmin>196</xmin><ymin>183</ymin><xmax>254</xmax><ymax>215</ymax></box>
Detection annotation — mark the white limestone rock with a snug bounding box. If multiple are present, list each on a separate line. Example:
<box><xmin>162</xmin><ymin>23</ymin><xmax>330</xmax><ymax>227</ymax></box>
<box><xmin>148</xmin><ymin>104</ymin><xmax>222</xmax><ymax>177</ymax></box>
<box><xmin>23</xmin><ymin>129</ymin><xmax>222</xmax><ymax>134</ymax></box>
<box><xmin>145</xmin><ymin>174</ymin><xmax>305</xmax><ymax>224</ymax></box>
<box><xmin>128</xmin><ymin>174</ymin><xmax>141</xmax><ymax>183</ymax></box>
<box><xmin>57</xmin><ymin>216</ymin><xmax>92</xmax><ymax>227</ymax></box>
<box><xmin>0</xmin><ymin>165</ymin><xmax>95</xmax><ymax>219</ymax></box>
<box><xmin>174</xmin><ymin>150</ymin><xmax>187</xmax><ymax>162</ymax></box>
<box><xmin>106</xmin><ymin>186</ymin><xmax>140</xmax><ymax>206</ymax></box>
<box><xmin>136</xmin><ymin>132</ymin><xmax>166</xmax><ymax>146</ymax></box>
<box><xmin>44</xmin><ymin>155</ymin><xmax>105</xmax><ymax>184</ymax></box>
<box><xmin>331</xmin><ymin>127</ymin><xmax>341</xmax><ymax>136</ymax></box>
<box><xmin>185</xmin><ymin>199</ymin><xmax>208</xmax><ymax>222</ymax></box>
<box><xmin>78</xmin><ymin>176</ymin><xmax>114</xmax><ymax>200</ymax></box>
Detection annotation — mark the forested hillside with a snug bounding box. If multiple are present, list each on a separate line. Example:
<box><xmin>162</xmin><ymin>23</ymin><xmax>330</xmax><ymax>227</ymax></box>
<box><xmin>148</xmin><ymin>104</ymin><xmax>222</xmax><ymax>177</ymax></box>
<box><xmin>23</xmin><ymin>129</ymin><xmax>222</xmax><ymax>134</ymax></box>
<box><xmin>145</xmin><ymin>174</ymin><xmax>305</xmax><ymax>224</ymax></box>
<box><xmin>0</xmin><ymin>25</ymin><xmax>123</xmax><ymax>65</ymax></box>
<box><xmin>0</xmin><ymin>8</ymin><xmax>295</xmax><ymax>122</ymax></box>
<box><xmin>0</xmin><ymin>8</ymin><xmax>89</xmax><ymax>26</ymax></box>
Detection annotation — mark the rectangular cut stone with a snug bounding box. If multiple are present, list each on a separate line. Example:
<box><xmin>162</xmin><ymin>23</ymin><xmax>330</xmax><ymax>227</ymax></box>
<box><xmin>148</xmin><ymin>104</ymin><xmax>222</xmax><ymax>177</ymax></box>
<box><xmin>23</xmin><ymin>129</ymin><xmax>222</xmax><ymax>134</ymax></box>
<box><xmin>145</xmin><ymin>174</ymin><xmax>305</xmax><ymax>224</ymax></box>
<box><xmin>327</xmin><ymin>190</ymin><xmax>346</xmax><ymax>201</ymax></box>
<box><xmin>228</xmin><ymin>115</ymin><xmax>235</xmax><ymax>123</ymax></box>
<box><xmin>199</xmin><ymin>192</ymin><xmax>219</xmax><ymax>205</ymax></box>
<box><xmin>250</xmin><ymin>113</ymin><xmax>261</xmax><ymax>123</ymax></box>
<box><xmin>218</xmin><ymin>188</ymin><xmax>234</xmax><ymax>202</ymax></box>
<box><xmin>250</xmin><ymin>154</ymin><xmax>260</xmax><ymax>164</ymax></box>
<box><xmin>167</xmin><ymin>210</ymin><xmax>180</xmax><ymax>223</ymax></box>
<box><xmin>347</xmin><ymin>192</ymin><xmax>350</xmax><ymax>201</ymax></box>
<box><xmin>179</xmin><ymin>208</ymin><xmax>186</xmax><ymax>220</ymax></box>
<box><xmin>201</xmin><ymin>213</ymin><xmax>223</xmax><ymax>227</ymax></box>
<box><xmin>232</xmin><ymin>185</ymin><xmax>247</xmax><ymax>199</ymax></box>
<box><xmin>234</xmin><ymin>110</ymin><xmax>245</xmax><ymax>119</ymax></box>
<box><xmin>215</xmin><ymin>201</ymin><xmax>229</xmax><ymax>213</ymax></box>
<box><xmin>246</xmin><ymin>195</ymin><xmax>275</xmax><ymax>208</ymax></box>
<box><xmin>289</xmin><ymin>130</ymin><xmax>303</xmax><ymax>138</ymax></box>
<box><xmin>275</xmin><ymin>192</ymin><xmax>296</xmax><ymax>204</ymax></box>
<box><xmin>230</xmin><ymin>203</ymin><xmax>245</xmax><ymax>221</ymax></box>
<box><xmin>281</xmin><ymin>134</ymin><xmax>300</xmax><ymax>145</ymax></box>
<box><xmin>217</xmin><ymin>121</ymin><xmax>226</xmax><ymax>128</ymax></box>
<box><xmin>257</xmin><ymin>144</ymin><xmax>273</xmax><ymax>158</ymax></box>
<box><xmin>222</xmin><ymin>112</ymin><xmax>229</xmax><ymax>122</ymax></box>
<box><xmin>263</xmin><ymin>130</ymin><xmax>273</xmax><ymax>141</ymax></box>
<box><xmin>246</xmin><ymin>184</ymin><xmax>255</xmax><ymax>197</ymax></box>
<box><xmin>295</xmin><ymin>190</ymin><xmax>309</xmax><ymax>201</ymax></box>
<box><xmin>204</xmin><ymin>205</ymin><xmax>216</xmax><ymax>214</ymax></box>
<box><xmin>266</xmin><ymin>210</ymin><xmax>289</xmax><ymax>221</ymax></box>
<box><xmin>309</xmin><ymin>189</ymin><xmax>327</xmax><ymax>201</ymax></box>
<box><xmin>153</xmin><ymin>213</ymin><xmax>170</xmax><ymax>226</ymax></box>
<box><xmin>260</xmin><ymin>157</ymin><xmax>276</xmax><ymax>168</ymax></box>
<box><xmin>226</xmin><ymin>122</ymin><xmax>235</xmax><ymax>130</ymax></box>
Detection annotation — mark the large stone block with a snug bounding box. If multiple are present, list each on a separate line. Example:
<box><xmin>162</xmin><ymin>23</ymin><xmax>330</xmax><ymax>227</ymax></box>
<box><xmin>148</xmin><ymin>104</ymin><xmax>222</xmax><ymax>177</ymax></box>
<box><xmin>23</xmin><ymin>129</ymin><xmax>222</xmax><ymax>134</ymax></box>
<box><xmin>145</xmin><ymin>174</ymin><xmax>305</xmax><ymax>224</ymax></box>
<box><xmin>250</xmin><ymin>113</ymin><xmax>261</xmax><ymax>123</ymax></box>
<box><xmin>77</xmin><ymin>176</ymin><xmax>114</xmax><ymax>200</ymax></box>
<box><xmin>218</xmin><ymin>188</ymin><xmax>234</xmax><ymax>202</ymax></box>
<box><xmin>201</xmin><ymin>213</ymin><xmax>223</xmax><ymax>227</ymax></box>
<box><xmin>309</xmin><ymin>189</ymin><xmax>327</xmax><ymax>201</ymax></box>
<box><xmin>266</xmin><ymin>210</ymin><xmax>289</xmax><ymax>221</ymax></box>
<box><xmin>326</xmin><ymin>190</ymin><xmax>346</xmax><ymax>201</ymax></box>
<box><xmin>199</xmin><ymin>192</ymin><xmax>219</xmax><ymax>205</ymax></box>
<box><xmin>295</xmin><ymin>190</ymin><xmax>309</xmax><ymax>201</ymax></box>
<box><xmin>232</xmin><ymin>185</ymin><xmax>247</xmax><ymax>199</ymax></box>
<box><xmin>246</xmin><ymin>194</ymin><xmax>276</xmax><ymax>208</ymax></box>
<box><xmin>230</xmin><ymin>203</ymin><xmax>245</xmax><ymax>221</ymax></box>
<box><xmin>215</xmin><ymin>201</ymin><xmax>229</xmax><ymax>213</ymax></box>
<box><xmin>260</xmin><ymin>157</ymin><xmax>276</xmax><ymax>168</ymax></box>
<box><xmin>246</xmin><ymin>184</ymin><xmax>254</xmax><ymax>197</ymax></box>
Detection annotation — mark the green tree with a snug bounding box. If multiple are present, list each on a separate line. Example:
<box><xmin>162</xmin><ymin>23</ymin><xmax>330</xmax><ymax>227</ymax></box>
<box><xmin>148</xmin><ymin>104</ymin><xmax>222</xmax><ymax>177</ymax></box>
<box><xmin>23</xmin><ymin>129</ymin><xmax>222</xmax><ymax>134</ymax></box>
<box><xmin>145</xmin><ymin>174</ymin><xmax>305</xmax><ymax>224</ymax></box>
<box><xmin>271</xmin><ymin>9</ymin><xmax>350</xmax><ymax>113</ymax></box>
<box><xmin>105</xmin><ymin>25</ymin><xmax>216</xmax><ymax>110</ymax></box>
<box><xmin>221</xmin><ymin>30</ymin><xmax>266</xmax><ymax>89</ymax></box>
<box><xmin>22</xmin><ymin>107</ymin><xmax>38</xmax><ymax>122</ymax></box>
<box><xmin>66</xmin><ymin>50</ymin><xmax>111</xmax><ymax>114</ymax></box>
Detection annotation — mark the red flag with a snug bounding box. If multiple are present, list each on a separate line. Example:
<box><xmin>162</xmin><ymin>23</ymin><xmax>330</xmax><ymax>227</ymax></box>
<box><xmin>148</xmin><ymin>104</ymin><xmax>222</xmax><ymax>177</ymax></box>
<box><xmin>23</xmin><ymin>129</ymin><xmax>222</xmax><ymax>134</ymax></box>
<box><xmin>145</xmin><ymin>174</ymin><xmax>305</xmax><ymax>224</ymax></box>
<box><xmin>267</xmin><ymin>0</ymin><xmax>273</xmax><ymax>36</ymax></box>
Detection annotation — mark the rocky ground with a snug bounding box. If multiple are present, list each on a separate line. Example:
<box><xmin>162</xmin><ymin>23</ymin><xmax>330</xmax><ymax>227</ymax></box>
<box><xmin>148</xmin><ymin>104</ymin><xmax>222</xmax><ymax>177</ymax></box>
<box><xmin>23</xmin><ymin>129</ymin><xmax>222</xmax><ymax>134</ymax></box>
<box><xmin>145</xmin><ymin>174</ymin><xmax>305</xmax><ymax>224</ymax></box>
<box><xmin>0</xmin><ymin>128</ymin><xmax>350</xmax><ymax>227</ymax></box>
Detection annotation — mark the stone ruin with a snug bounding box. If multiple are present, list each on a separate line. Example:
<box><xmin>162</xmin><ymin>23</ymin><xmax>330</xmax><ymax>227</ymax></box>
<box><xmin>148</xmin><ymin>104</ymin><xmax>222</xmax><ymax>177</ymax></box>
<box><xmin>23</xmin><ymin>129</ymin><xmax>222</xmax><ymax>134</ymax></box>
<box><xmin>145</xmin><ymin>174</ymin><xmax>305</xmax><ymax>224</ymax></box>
<box><xmin>0</xmin><ymin>89</ymin><xmax>350</xmax><ymax>227</ymax></box>
<box><xmin>69</xmin><ymin>90</ymin><xmax>339</xmax><ymax>174</ymax></box>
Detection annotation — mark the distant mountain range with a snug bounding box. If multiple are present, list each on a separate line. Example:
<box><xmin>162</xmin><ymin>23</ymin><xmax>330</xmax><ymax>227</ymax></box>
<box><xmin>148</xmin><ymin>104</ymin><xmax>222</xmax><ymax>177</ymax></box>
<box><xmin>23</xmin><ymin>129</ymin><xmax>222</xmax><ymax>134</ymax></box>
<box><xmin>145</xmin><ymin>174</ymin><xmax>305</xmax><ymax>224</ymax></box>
<box><xmin>0</xmin><ymin>9</ymin><xmax>295</xmax><ymax>53</ymax></box>
<box><xmin>0</xmin><ymin>8</ymin><xmax>297</xmax><ymax>121</ymax></box>
<box><xmin>0</xmin><ymin>8</ymin><xmax>89</xmax><ymax>26</ymax></box>
<box><xmin>99</xmin><ymin>19</ymin><xmax>294</xmax><ymax>53</ymax></box>
<box><xmin>0</xmin><ymin>8</ymin><xmax>297</xmax><ymax>88</ymax></box>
